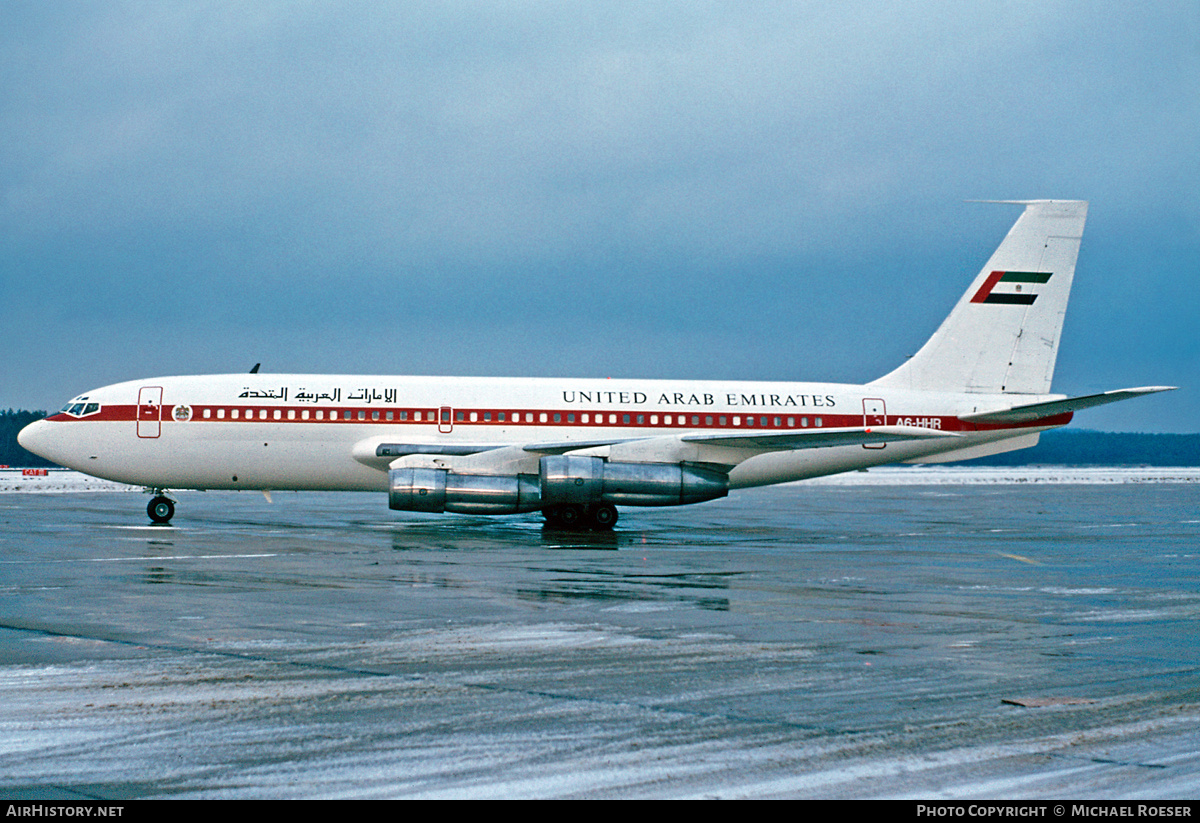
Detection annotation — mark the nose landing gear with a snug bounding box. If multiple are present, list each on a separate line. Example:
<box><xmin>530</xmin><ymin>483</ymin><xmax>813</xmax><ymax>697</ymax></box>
<box><xmin>147</xmin><ymin>494</ymin><xmax>175</xmax><ymax>525</ymax></box>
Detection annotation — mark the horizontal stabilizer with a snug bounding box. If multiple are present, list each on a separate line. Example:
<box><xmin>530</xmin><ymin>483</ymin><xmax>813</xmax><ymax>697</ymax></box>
<box><xmin>961</xmin><ymin>386</ymin><xmax>1177</xmax><ymax>424</ymax></box>
<box><xmin>683</xmin><ymin>425</ymin><xmax>960</xmax><ymax>451</ymax></box>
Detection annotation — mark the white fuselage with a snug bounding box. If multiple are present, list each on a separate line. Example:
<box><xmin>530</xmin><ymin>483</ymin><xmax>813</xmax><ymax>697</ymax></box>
<box><xmin>19</xmin><ymin>373</ymin><xmax>1062</xmax><ymax>494</ymax></box>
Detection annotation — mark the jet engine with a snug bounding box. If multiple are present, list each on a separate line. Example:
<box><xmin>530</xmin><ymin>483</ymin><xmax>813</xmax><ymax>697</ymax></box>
<box><xmin>388</xmin><ymin>455</ymin><xmax>728</xmax><ymax>515</ymax></box>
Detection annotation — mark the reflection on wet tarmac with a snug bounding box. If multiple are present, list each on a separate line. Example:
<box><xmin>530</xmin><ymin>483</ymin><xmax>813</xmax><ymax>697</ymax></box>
<box><xmin>1</xmin><ymin>482</ymin><xmax>1199</xmax><ymax>798</ymax></box>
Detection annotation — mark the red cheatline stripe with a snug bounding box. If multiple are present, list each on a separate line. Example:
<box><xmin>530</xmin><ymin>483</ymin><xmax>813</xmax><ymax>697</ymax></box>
<box><xmin>43</xmin><ymin>405</ymin><xmax>1071</xmax><ymax>432</ymax></box>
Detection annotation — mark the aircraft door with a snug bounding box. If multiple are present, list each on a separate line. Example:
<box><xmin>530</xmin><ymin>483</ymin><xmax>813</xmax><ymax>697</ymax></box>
<box><xmin>438</xmin><ymin>406</ymin><xmax>453</xmax><ymax>434</ymax></box>
<box><xmin>137</xmin><ymin>386</ymin><xmax>163</xmax><ymax>438</ymax></box>
<box><xmin>863</xmin><ymin>397</ymin><xmax>886</xmax><ymax>449</ymax></box>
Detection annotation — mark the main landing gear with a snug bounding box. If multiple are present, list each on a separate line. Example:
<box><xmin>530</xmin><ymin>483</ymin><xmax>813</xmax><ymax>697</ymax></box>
<box><xmin>147</xmin><ymin>493</ymin><xmax>175</xmax><ymax>525</ymax></box>
<box><xmin>542</xmin><ymin>503</ymin><xmax>618</xmax><ymax>531</ymax></box>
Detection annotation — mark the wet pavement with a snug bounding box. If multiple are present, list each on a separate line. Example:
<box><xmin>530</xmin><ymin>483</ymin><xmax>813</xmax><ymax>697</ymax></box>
<box><xmin>1</xmin><ymin>480</ymin><xmax>1199</xmax><ymax>798</ymax></box>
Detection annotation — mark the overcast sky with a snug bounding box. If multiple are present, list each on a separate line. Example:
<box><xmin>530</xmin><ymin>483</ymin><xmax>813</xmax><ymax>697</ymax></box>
<box><xmin>2</xmin><ymin>1</ymin><xmax>1196</xmax><ymax>431</ymax></box>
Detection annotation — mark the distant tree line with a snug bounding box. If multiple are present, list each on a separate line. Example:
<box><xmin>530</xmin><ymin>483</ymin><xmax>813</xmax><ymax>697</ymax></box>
<box><xmin>952</xmin><ymin>429</ymin><xmax>1200</xmax><ymax>466</ymax></box>
<box><xmin>0</xmin><ymin>410</ymin><xmax>1197</xmax><ymax>469</ymax></box>
<box><xmin>0</xmin><ymin>410</ymin><xmax>56</xmax><ymax>467</ymax></box>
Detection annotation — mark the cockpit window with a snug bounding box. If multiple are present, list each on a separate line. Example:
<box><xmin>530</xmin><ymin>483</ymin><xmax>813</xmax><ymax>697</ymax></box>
<box><xmin>60</xmin><ymin>398</ymin><xmax>101</xmax><ymax>418</ymax></box>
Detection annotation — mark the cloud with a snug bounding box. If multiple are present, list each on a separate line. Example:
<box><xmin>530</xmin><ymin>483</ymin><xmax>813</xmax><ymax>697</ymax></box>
<box><xmin>2</xmin><ymin>1</ymin><xmax>1196</xmax><ymax>430</ymax></box>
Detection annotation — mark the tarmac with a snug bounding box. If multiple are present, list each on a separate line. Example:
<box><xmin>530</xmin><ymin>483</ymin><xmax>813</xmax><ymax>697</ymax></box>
<box><xmin>1</xmin><ymin>474</ymin><xmax>1198</xmax><ymax>798</ymax></box>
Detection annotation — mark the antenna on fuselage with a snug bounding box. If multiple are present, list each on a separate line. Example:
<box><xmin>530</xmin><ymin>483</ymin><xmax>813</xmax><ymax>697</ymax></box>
<box><xmin>249</xmin><ymin>363</ymin><xmax>261</xmax><ymax>374</ymax></box>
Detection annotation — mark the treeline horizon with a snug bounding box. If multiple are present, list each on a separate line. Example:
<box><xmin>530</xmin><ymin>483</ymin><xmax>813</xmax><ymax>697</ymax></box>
<box><xmin>2</xmin><ymin>409</ymin><xmax>1198</xmax><ymax>469</ymax></box>
<box><xmin>1</xmin><ymin>410</ymin><xmax>55</xmax><ymax>468</ymax></box>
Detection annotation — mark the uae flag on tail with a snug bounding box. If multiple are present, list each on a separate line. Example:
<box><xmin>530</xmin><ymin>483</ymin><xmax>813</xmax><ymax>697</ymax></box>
<box><xmin>970</xmin><ymin>271</ymin><xmax>1052</xmax><ymax>305</ymax></box>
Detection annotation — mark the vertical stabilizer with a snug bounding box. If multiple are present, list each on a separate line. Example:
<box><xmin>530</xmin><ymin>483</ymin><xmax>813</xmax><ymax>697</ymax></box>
<box><xmin>871</xmin><ymin>200</ymin><xmax>1087</xmax><ymax>395</ymax></box>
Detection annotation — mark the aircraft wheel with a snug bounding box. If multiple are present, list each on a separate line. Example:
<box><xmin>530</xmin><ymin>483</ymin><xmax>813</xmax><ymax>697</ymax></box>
<box><xmin>587</xmin><ymin>504</ymin><xmax>618</xmax><ymax>530</ymax></box>
<box><xmin>147</xmin><ymin>495</ymin><xmax>175</xmax><ymax>524</ymax></box>
<box><xmin>556</xmin><ymin>504</ymin><xmax>584</xmax><ymax>527</ymax></box>
<box><xmin>543</xmin><ymin>504</ymin><xmax>585</xmax><ymax>529</ymax></box>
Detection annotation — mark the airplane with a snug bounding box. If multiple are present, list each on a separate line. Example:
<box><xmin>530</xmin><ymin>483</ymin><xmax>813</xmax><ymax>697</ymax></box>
<box><xmin>19</xmin><ymin>200</ymin><xmax>1174</xmax><ymax>529</ymax></box>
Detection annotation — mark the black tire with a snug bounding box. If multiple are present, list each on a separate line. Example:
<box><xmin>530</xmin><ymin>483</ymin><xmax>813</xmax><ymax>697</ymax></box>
<box><xmin>147</xmin><ymin>496</ymin><xmax>175</xmax><ymax>524</ymax></box>
<box><xmin>543</xmin><ymin>504</ymin><xmax>586</xmax><ymax>529</ymax></box>
<box><xmin>587</xmin><ymin>504</ymin><xmax>618</xmax><ymax>530</ymax></box>
<box><xmin>556</xmin><ymin>504</ymin><xmax>584</xmax><ymax>527</ymax></box>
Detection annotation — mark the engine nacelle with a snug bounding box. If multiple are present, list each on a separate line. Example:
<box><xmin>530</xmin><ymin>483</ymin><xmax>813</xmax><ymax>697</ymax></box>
<box><xmin>389</xmin><ymin>468</ymin><xmax>542</xmax><ymax>514</ymax></box>
<box><xmin>389</xmin><ymin>458</ymin><xmax>728</xmax><ymax>515</ymax></box>
<box><xmin>539</xmin><ymin>456</ymin><xmax>728</xmax><ymax>507</ymax></box>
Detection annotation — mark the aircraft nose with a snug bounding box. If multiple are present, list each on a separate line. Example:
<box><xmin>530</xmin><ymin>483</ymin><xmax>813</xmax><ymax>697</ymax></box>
<box><xmin>17</xmin><ymin>419</ymin><xmax>54</xmax><ymax>462</ymax></box>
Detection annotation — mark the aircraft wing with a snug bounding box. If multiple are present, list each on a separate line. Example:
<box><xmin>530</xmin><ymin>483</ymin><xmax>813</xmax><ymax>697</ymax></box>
<box><xmin>680</xmin><ymin>425</ymin><xmax>960</xmax><ymax>451</ymax></box>
<box><xmin>374</xmin><ymin>427</ymin><xmax>958</xmax><ymax>476</ymax></box>
<box><xmin>522</xmin><ymin>439</ymin><xmax>638</xmax><ymax>454</ymax></box>
<box><xmin>370</xmin><ymin>438</ymin><xmax>636</xmax><ymax>460</ymax></box>
<box><xmin>960</xmin><ymin>386</ymin><xmax>1176</xmax><ymax>424</ymax></box>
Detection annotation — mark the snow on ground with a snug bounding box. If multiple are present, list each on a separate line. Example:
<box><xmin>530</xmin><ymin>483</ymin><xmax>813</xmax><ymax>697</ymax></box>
<box><xmin>0</xmin><ymin>469</ymin><xmax>138</xmax><ymax>493</ymax></box>
<box><xmin>2</xmin><ymin>466</ymin><xmax>1198</xmax><ymax>495</ymax></box>
<box><xmin>798</xmin><ymin>465</ymin><xmax>1200</xmax><ymax>485</ymax></box>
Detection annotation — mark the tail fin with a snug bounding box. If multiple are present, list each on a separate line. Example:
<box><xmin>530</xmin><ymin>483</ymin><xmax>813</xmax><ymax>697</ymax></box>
<box><xmin>871</xmin><ymin>200</ymin><xmax>1088</xmax><ymax>395</ymax></box>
